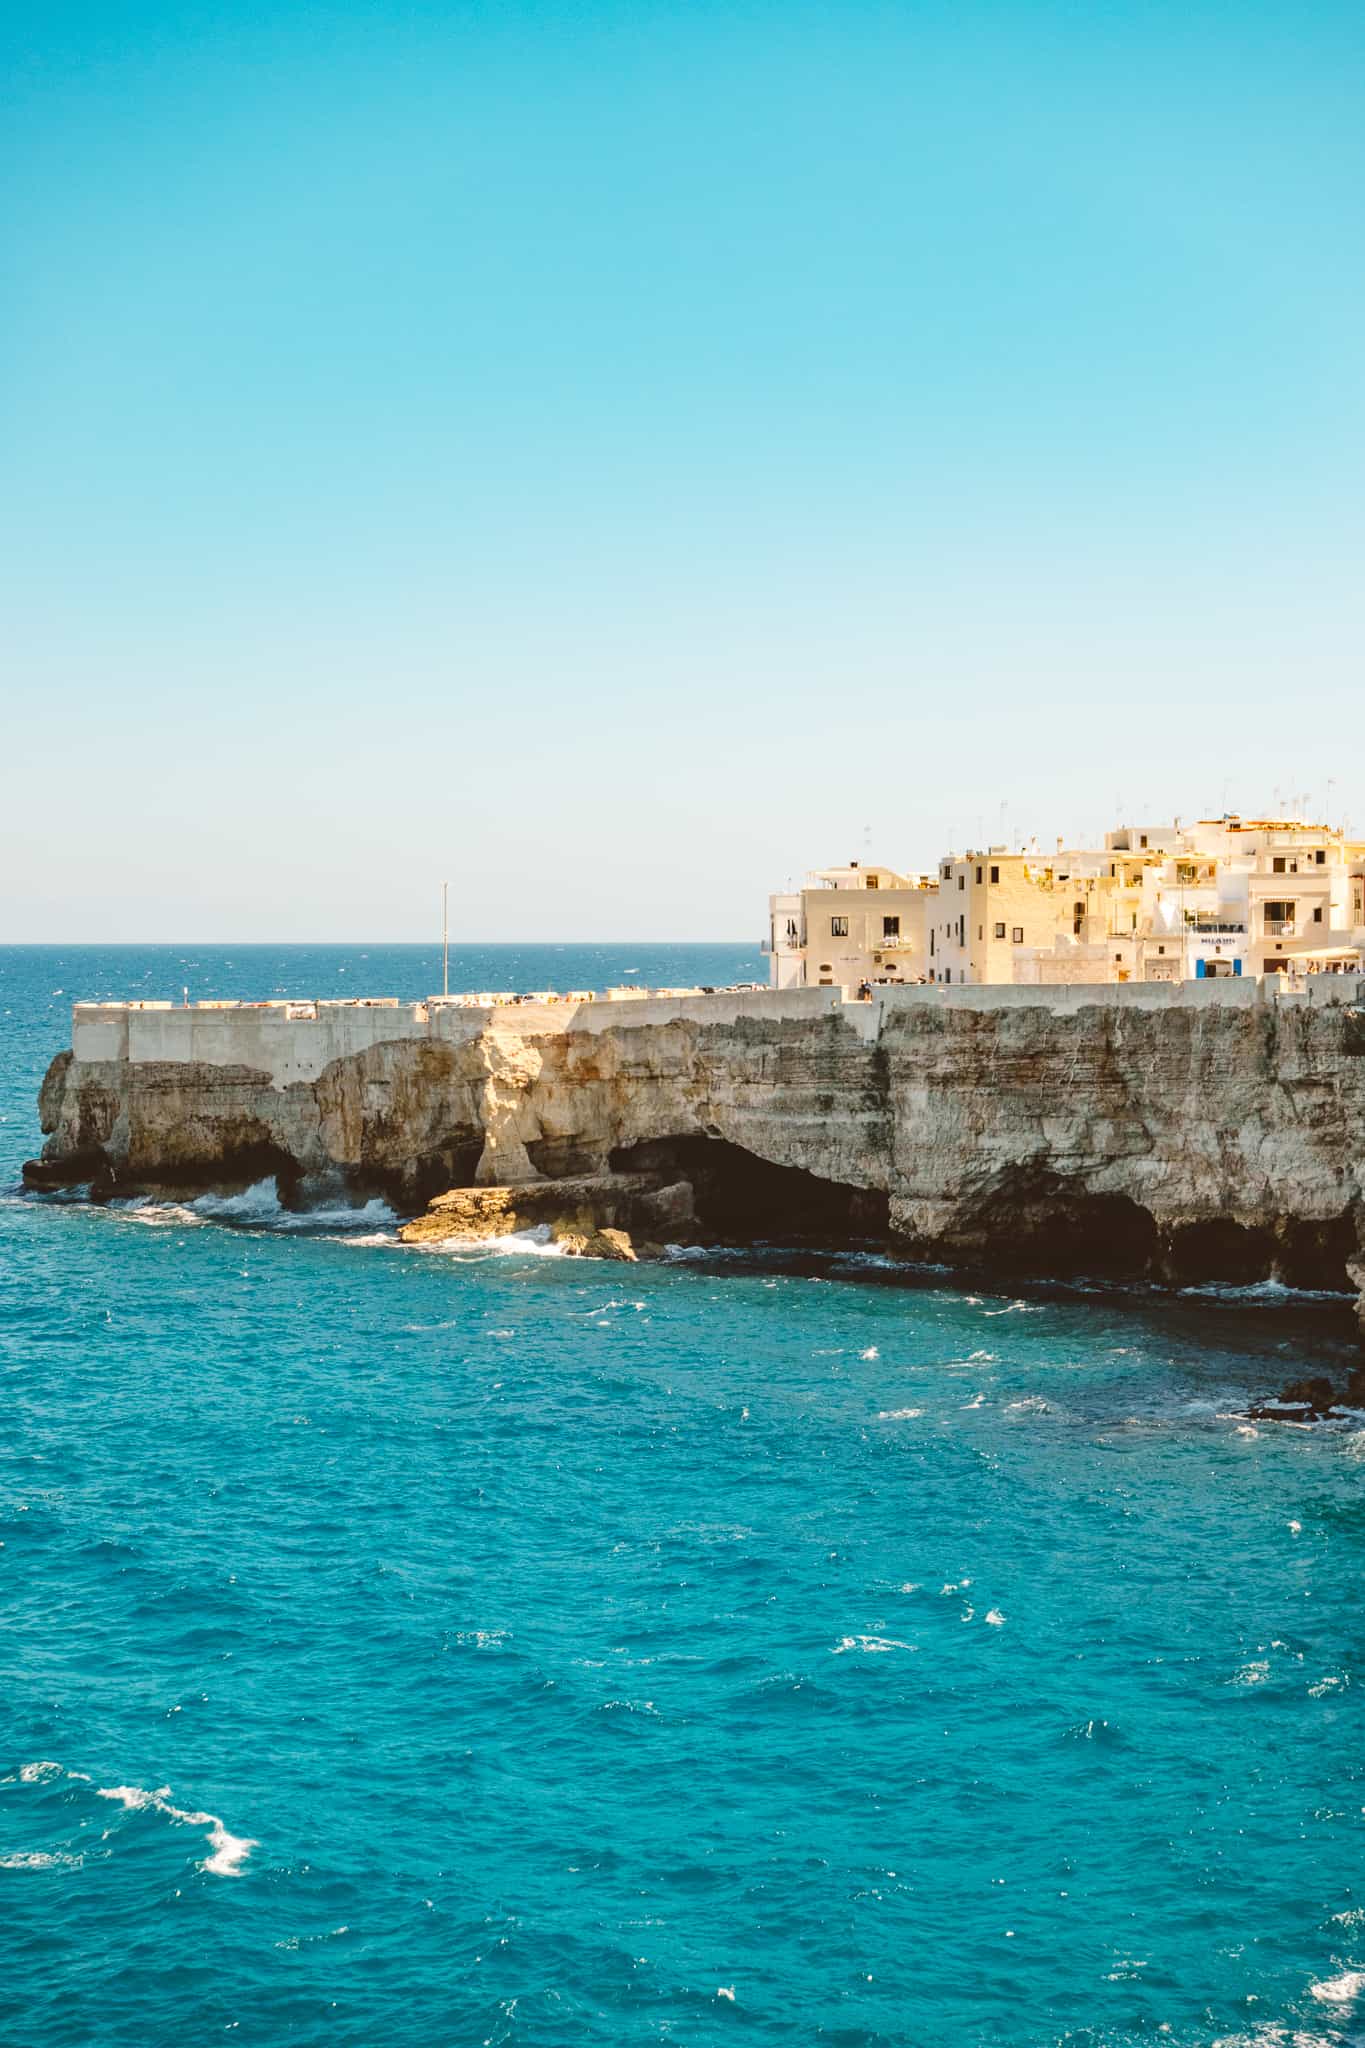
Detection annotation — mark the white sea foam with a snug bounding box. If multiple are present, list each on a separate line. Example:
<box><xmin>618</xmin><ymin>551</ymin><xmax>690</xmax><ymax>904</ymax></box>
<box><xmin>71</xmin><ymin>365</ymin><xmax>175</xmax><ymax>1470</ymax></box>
<box><xmin>275</xmin><ymin>1926</ymin><xmax>351</xmax><ymax>1951</ymax></box>
<box><xmin>111</xmin><ymin>1180</ymin><xmax>398</xmax><ymax>1238</ymax></box>
<box><xmin>860</xmin><ymin>1346</ymin><xmax>880</xmax><ymax>1360</ymax></box>
<box><xmin>96</xmin><ymin>1782</ymin><xmax>163</xmax><ymax>1810</ymax></box>
<box><xmin>275</xmin><ymin>1196</ymin><xmax>398</xmax><ymax>1233</ymax></box>
<box><xmin>418</xmin><ymin>1225</ymin><xmax>566</xmax><ymax>1259</ymax></box>
<box><xmin>187</xmin><ymin>1179</ymin><xmax>284</xmax><ymax>1225</ymax></box>
<box><xmin>1309</xmin><ymin>1969</ymin><xmax>1365</xmax><ymax>2007</ymax></box>
<box><xmin>984</xmin><ymin>1609</ymin><xmax>1006</xmax><ymax>1626</ymax></box>
<box><xmin>7</xmin><ymin>1763</ymin><xmax>253</xmax><ymax>1878</ymax></box>
<box><xmin>877</xmin><ymin>1407</ymin><xmax>923</xmax><ymax>1420</ymax></box>
<box><xmin>1230</xmin><ymin>1659</ymin><xmax>1271</xmax><ymax>1687</ymax></box>
<box><xmin>831</xmin><ymin>1635</ymin><xmax>916</xmax><ymax>1655</ymax></box>
<box><xmin>201</xmin><ymin>1820</ymin><xmax>257</xmax><ymax>1876</ymax></box>
<box><xmin>1179</xmin><ymin>1276</ymin><xmax>1355</xmax><ymax>1304</ymax></box>
<box><xmin>95</xmin><ymin>1781</ymin><xmax>257</xmax><ymax>1876</ymax></box>
<box><xmin>1212</xmin><ymin>2029</ymin><xmax>1341</xmax><ymax>2047</ymax></box>
<box><xmin>110</xmin><ymin>1198</ymin><xmax>203</xmax><ymax>1229</ymax></box>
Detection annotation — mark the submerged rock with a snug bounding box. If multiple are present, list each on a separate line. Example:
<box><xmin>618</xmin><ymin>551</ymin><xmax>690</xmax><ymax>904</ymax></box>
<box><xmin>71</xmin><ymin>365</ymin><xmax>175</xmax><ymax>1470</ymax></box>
<box><xmin>1248</xmin><ymin>1375</ymin><xmax>1341</xmax><ymax>1422</ymax></box>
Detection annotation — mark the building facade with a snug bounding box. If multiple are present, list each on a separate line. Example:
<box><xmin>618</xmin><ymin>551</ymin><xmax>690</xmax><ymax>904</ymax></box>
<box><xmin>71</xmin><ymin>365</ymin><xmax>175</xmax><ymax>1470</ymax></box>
<box><xmin>768</xmin><ymin>816</ymin><xmax>1365</xmax><ymax>991</ymax></box>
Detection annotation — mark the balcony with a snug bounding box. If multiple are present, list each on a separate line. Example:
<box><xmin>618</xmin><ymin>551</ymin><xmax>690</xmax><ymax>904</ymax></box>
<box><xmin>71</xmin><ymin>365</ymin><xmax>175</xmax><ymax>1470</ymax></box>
<box><xmin>1264</xmin><ymin>919</ymin><xmax>1296</xmax><ymax>937</ymax></box>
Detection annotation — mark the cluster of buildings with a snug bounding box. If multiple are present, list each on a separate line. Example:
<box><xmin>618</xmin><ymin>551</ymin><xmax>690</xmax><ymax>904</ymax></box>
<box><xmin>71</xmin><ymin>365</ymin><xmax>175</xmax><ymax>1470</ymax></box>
<box><xmin>767</xmin><ymin>815</ymin><xmax>1365</xmax><ymax>990</ymax></box>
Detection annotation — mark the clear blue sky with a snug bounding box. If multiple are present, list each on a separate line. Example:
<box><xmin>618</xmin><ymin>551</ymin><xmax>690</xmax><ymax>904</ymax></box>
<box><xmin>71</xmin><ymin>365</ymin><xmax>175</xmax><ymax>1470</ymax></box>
<box><xmin>3</xmin><ymin>0</ymin><xmax>1362</xmax><ymax>940</ymax></box>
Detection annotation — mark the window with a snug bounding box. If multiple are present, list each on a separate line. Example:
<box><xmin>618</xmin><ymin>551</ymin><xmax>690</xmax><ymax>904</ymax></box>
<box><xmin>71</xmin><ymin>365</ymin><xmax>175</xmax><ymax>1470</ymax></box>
<box><xmin>958</xmin><ymin>916</ymin><xmax>965</xmax><ymax>944</ymax></box>
<box><xmin>1313</xmin><ymin>906</ymin><xmax>1324</xmax><ymax>923</ymax></box>
<box><xmin>977</xmin><ymin>925</ymin><xmax>983</xmax><ymax>941</ymax></box>
<box><xmin>1140</xmin><ymin>834</ymin><xmax>1148</xmax><ymax>848</ymax></box>
<box><xmin>830</xmin><ymin>916</ymin><xmax>848</xmax><ymax>937</ymax></box>
<box><xmin>1073</xmin><ymin>899</ymin><xmax>1084</xmax><ymax>936</ymax></box>
<box><xmin>990</xmin><ymin>865</ymin><xmax>999</xmax><ymax>884</ymax></box>
<box><xmin>1316</xmin><ymin>849</ymin><xmax>1326</xmax><ymax>865</ymax></box>
<box><xmin>945</xmin><ymin>969</ymin><xmax>951</xmax><ymax>983</ymax></box>
<box><xmin>975</xmin><ymin>866</ymin><xmax>983</xmax><ymax>884</ymax></box>
<box><xmin>929</xmin><ymin>931</ymin><xmax>935</xmax><ymax>957</ymax></box>
<box><xmin>866</xmin><ymin>874</ymin><xmax>879</xmax><ymax>890</ymax></box>
<box><xmin>1264</xmin><ymin>900</ymin><xmax>1295</xmax><ymax>922</ymax></box>
<box><xmin>882</xmin><ymin>915</ymin><xmax>900</xmax><ymax>940</ymax></box>
<box><xmin>1012</xmin><ymin>926</ymin><xmax>1024</xmax><ymax>944</ymax></box>
<box><xmin>994</xmin><ymin>922</ymin><xmax>1006</xmax><ymax>940</ymax></box>
<box><xmin>1273</xmin><ymin>856</ymin><xmax>1286</xmax><ymax>873</ymax></box>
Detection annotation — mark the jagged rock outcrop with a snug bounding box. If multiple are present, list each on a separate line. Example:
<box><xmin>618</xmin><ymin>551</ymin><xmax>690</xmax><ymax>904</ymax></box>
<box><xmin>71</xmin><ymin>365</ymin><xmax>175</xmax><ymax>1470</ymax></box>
<box><xmin>25</xmin><ymin>986</ymin><xmax>1365</xmax><ymax>1335</ymax></box>
<box><xmin>397</xmin><ymin>1172</ymin><xmax>696</xmax><ymax>1255</ymax></box>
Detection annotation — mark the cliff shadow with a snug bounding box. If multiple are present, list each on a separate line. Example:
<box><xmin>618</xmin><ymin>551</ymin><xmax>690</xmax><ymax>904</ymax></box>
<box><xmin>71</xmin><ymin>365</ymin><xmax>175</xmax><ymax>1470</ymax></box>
<box><xmin>610</xmin><ymin>1136</ymin><xmax>890</xmax><ymax>1245</ymax></box>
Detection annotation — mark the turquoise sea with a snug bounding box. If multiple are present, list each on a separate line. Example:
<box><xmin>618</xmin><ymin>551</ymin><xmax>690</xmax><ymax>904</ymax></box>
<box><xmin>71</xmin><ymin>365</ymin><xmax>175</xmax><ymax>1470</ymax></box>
<box><xmin>4</xmin><ymin>944</ymin><xmax>1365</xmax><ymax>2048</ymax></box>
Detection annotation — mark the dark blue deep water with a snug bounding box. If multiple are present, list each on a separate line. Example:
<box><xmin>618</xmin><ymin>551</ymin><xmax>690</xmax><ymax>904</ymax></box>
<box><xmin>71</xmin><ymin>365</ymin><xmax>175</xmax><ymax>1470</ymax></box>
<box><xmin>4</xmin><ymin>945</ymin><xmax>1365</xmax><ymax>2048</ymax></box>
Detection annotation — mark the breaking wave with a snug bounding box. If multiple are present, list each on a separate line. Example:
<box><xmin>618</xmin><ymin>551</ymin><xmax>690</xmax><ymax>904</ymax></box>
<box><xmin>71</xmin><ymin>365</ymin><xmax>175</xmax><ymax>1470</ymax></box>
<box><xmin>3</xmin><ymin>1761</ymin><xmax>256</xmax><ymax>1877</ymax></box>
<box><xmin>412</xmin><ymin>1224</ymin><xmax>567</xmax><ymax>1259</ymax></box>
<box><xmin>107</xmin><ymin>1179</ymin><xmax>399</xmax><ymax>1237</ymax></box>
<box><xmin>1178</xmin><ymin>1277</ymin><xmax>1356</xmax><ymax>1304</ymax></box>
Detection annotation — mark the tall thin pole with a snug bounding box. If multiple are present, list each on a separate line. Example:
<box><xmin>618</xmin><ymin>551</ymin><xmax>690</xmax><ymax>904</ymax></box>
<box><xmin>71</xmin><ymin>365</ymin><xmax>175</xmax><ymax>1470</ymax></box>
<box><xmin>442</xmin><ymin>880</ymin><xmax>449</xmax><ymax>997</ymax></box>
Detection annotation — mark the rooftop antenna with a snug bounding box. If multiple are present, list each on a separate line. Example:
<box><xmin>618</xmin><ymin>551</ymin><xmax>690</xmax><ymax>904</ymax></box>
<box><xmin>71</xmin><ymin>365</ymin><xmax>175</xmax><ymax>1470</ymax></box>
<box><xmin>442</xmin><ymin>880</ymin><xmax>449</xmax><ymax>998</ymax></box>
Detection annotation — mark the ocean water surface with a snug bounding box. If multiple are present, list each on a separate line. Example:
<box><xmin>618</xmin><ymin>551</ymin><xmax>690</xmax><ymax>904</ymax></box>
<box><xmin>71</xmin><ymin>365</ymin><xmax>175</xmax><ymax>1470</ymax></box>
<box><xmin>4</xmin><ymin>944</ymin><xmax>1365</xmax><ymax>2047</ymax></box>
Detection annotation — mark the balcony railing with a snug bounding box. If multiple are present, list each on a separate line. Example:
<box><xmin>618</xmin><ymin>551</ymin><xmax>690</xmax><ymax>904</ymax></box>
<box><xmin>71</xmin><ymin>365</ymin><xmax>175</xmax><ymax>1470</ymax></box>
<box><xmin>1264</xmin><ymin>919</ymin><xmax>1296</xmax><ymax>937</ymax></box>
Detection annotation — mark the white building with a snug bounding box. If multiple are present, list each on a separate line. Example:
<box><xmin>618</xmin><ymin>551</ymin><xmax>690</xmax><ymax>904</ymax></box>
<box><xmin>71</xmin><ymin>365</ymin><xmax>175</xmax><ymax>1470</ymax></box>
<box><xmin>770</xmin><ymin>813</ymin><xmax>1365</xmax><ymax>990</ymax></box>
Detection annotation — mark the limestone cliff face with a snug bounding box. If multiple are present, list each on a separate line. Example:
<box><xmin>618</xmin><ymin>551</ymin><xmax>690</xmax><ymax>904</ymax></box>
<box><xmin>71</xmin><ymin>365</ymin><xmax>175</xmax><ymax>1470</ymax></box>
<box><xmin>27</xmin><ymin>990</ymin><xmax>1365</xmax><ymax>1325</ymax></box>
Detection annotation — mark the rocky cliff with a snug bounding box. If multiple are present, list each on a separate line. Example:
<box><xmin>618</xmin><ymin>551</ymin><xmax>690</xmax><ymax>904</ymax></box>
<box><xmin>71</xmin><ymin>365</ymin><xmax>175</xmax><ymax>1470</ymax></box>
<box><xmin>25</xmin><ymin>987</ymin><xmax>1365</xmax><ymax>1333</ymax></box>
